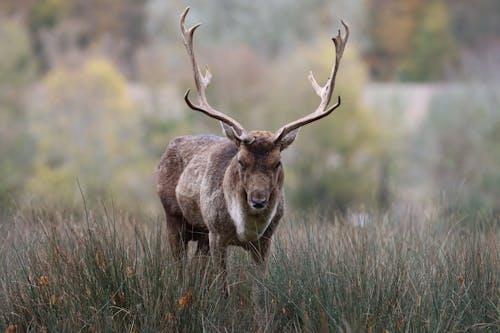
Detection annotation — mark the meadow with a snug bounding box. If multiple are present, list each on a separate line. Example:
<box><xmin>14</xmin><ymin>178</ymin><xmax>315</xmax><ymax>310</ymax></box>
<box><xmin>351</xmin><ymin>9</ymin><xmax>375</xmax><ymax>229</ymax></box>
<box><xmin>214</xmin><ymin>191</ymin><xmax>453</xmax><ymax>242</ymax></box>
<box><xmin>0</xmin><ymin>202</ymin><xmax>498</xmax><ymax>332</ymax></box>
<box><xmin>1</xmin><ymin>2</ymin><xmax>499</xmax><ymax>332</ymax></box>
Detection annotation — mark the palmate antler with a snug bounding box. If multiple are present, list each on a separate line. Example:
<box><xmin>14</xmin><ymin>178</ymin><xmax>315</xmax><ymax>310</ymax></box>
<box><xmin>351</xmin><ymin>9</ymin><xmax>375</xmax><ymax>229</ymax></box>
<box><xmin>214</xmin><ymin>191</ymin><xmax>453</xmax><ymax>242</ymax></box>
<box><xmin>180</xmin><ymin>7</ymin><xmax>254</xmax><ymax>143</ymax></box>
<box><xmin>272</xmin><ymin>21</ymin><xmax>349</xmax><ymax>143</ymax></box>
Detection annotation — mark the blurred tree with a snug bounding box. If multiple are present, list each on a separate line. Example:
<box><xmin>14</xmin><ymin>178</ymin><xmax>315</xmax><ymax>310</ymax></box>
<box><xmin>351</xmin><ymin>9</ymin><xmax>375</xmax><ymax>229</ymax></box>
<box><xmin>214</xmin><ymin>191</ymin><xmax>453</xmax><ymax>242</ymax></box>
<box><xmin>2</xmin><ymin>0</ymin><xmax>73</xmax><ymax>71</ymax></box>
<box><xmin>27</xmin><ymin>59</ymin><xmax>148</xmax><ymax>205</ymax></box>
<box><xmin>399</xmin><ymin>1</ymin><xmax>458</xmax><ymax>81</ymax></box>
<box><xmin>1</xmin><ymin>0</ymin><xmax>147</xmax><ymax>77</ymax></box>
<box><xmin>69</xmin><ymin>0</ymin><xmax>147</xmax><ymax>77</ymax></box>
<box><xmin>412</xmin><ymin>86</ymin><xmax>500</xmax><ymax>212</ymax></box>
<box><xmin>0</xmin><ymin>20</ymin><xmax>36</xmax><ymax>210</ymax></box>
<box><xmin>447</xmin><ymin>0</ymin><xmax>500</xmax><ymax>47</ymax></box>
<box><xmin>364</xmin><ymin>0</ymin><xmax>427</xmax><ymax>80</ymax></box>
<box><xmin>30</xmin><ymin>0</ymin><xmax>71</xmax><ymax>28</ymax></box>
<box><xmin>364</xmin><ymin>0</ymin><xmax>500</xmax><ymax>81</ymax></box>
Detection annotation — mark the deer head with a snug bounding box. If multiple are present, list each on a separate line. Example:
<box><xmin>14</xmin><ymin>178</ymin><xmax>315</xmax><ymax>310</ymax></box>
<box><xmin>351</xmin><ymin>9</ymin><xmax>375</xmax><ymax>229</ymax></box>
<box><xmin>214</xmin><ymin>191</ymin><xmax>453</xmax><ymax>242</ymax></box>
<box><xmin>180</xmin><ymin>7</ymin><xmax>349</xmax><ymax>212</ymax></box>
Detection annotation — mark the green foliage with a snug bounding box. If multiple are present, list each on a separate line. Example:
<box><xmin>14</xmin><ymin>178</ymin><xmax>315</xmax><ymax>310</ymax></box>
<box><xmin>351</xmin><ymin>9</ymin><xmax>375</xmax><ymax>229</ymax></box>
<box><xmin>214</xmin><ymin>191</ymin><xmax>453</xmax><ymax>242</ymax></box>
<box><xmin>0</xmin><ymin>20</ymin><xmax>36</xmax><ymax>209</ymax></box>
<box><xmin>363</xmin><ymin>0</ymin><xmax>500</xmax><ymax>81</ymax></box>
<box><xmin>27</xmin><ymin>59</ymin><xmax>153</xmax><ymax>206</ymax></box>
<box><xmin>399</xmin><ymin>1</ymin><xmax>458</xmax><ymax>81</ymax></box>
<box><xmin>141</xmin><ymin>113</ymin><xmax>197</xmax><ymax>158</ymax></box>
<box><xmin>0</xmin><ymin>206</ymin><xmax>498</xmax><ymax>331</ymax></box>
<box><xmin>0</xmin><ymin>21</ymin><xmax>36</xmax><ymax>87</ymax></box>
<box><xmin>30</xmin><ymin>0</ymin><xmax>70</xmax><ymax>29</ymax></box>
<box><xmin>364</xmin><ymin>0</ymin><xmax>427</xmax><ymax>80</ymax></box>
<box><xmin>412</xmin><ymin>85</ymin><xmax>500</xmax><ymax>212</ymax></box>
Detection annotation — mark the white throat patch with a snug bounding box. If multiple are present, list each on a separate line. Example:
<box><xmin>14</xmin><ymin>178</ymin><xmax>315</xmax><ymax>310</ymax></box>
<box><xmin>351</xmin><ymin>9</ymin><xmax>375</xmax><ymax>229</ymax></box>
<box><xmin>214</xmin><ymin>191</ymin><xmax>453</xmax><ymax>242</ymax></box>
<box><xmin>227</xmin><ymin>196</ymin><xmax>277</xmax><ymax>242</ymax></box>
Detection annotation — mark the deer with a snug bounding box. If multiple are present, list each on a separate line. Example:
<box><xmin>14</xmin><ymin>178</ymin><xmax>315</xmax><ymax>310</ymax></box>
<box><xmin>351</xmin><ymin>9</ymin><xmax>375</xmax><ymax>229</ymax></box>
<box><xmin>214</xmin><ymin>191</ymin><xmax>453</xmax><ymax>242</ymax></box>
<box><xmin>156</xmin><ymin>7</ymin><xmax>349</xmax><ymax>292</ymax></box>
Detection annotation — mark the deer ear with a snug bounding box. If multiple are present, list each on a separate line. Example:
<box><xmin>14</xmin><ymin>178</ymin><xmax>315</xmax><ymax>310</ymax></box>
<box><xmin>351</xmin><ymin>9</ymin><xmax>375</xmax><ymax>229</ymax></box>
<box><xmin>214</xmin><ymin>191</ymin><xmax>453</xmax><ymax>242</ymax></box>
<box><xmin>279</xmin><ymin>128</ymin><xmax>299</xmax><ymax>151</ymax></box>
<box><xmin>220</xmin><ymin>122</ymin><xmax>242</xmax><ymax>146</ymax></box>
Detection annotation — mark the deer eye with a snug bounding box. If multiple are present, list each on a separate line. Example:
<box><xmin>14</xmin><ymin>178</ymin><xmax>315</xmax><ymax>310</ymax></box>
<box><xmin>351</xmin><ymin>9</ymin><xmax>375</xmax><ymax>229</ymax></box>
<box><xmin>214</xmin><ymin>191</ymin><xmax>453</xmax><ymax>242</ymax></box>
<box><xmin>274</xmin><ymin>161</ymin><xmax>282</xmax><ymax>170</ymax></box>
<box><xmin>238</xmin><ymin>159</ymin><xmax>246</xmax><ymax>168</ymax></box>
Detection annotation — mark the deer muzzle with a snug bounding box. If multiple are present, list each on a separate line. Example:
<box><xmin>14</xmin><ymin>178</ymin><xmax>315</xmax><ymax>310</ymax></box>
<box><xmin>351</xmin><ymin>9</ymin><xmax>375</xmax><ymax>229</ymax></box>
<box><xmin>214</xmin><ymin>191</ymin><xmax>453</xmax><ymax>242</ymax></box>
<box><xmin>249</xmin><ymin>190</ymin><xmax>269</xmax><ymax>210</ymax></box>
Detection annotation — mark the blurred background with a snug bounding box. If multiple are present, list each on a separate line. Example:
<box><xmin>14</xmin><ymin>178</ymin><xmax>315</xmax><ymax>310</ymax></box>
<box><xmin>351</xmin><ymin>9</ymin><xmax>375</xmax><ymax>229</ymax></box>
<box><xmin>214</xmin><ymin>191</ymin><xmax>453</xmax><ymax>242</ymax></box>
<box><xmin>0</xmin><ymin>0</ymin><xmax>499</xmax><ymax>217</ymax></box>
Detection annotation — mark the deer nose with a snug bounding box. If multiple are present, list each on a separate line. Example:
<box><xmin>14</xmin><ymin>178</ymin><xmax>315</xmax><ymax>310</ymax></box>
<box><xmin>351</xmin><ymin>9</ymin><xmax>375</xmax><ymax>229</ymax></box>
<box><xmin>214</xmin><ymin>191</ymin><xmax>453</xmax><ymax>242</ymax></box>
<box><xmin>250</xmin><ymin>190</ymin><xmax>268</xmax><ymax>209</ymax></box>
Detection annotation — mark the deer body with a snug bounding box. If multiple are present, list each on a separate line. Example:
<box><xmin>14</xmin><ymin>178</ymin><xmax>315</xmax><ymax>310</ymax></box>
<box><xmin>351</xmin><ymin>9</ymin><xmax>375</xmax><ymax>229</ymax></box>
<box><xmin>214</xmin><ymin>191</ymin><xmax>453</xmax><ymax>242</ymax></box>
<box><xmin>157</xmin><ymin>7</ymin><xmax>348</xmax><ymax>291</ymax></box>
<box><xmin>157</xmin><ymin>134</ymin><xmax>284</xmax><ymax>252</ymax></box>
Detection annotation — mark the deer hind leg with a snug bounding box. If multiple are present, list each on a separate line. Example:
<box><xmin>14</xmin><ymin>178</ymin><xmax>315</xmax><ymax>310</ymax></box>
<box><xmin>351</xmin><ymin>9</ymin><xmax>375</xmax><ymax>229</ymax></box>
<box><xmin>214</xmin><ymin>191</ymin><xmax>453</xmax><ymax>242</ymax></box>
<box><xmin>189</xmin><ymin>231</ymin><xmax>210</xmax><ymax>285</ymax></box>
<box><xmin>164</xmin><ymin>213</ymin><xmax>188</xmax><ymax>280</ymax></box>
<box><xmin>195</xmin><ymin>234</ymin><xmax>210</xmax><ymax>258</ymax></box>
<box><xmin>209</xmin><ymin>232</ymin><xmax>229</xmax><ymax>296</ymax></box>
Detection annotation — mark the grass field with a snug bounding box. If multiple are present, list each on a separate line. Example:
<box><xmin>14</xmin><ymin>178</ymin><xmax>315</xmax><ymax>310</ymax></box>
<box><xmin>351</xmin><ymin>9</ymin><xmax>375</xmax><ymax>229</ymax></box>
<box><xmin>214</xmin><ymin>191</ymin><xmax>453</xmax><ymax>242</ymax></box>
<box><xmin>0</xmin><ymin>204</ymin><xmax>498</xmax><ymax>332</ymax></box>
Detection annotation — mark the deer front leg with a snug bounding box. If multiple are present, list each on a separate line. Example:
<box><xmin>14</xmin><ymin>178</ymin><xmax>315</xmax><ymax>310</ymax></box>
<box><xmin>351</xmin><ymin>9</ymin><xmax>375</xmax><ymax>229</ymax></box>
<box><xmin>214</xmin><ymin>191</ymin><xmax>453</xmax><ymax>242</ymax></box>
<box><xmin>249</xmin><ymin>236</ymin><xmax>273</xmax><ymax>328</ymax></box>
<box><xmin>249</xmin><ymin>236</ymin><xmax>271</xmax><ymax>272</ymax></box>
<box><xmin>209</xmin><ymin>232</ymin><xmax>229</xmax><ymax>295</ymax></box>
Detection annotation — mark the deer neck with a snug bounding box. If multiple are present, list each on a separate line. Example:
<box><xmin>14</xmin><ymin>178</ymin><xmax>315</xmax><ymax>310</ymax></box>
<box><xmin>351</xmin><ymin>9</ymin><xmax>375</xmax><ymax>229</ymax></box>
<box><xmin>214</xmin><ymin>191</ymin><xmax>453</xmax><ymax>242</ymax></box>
<box><xmin>223</xmin><ymin>159</ymin><xmax>278</xmax><ymax>242</ymax></box>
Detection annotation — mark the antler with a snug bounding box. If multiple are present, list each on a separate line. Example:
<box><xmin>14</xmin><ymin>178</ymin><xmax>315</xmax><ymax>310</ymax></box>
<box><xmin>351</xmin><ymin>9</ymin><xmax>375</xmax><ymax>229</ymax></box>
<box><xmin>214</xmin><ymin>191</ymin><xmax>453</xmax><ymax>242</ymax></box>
<box><xmin>272</xmin><ymin>21</ymin><xmax>350</xmax><ymax>143</ymax></box>
<box><xmin>180</xmin><ymin>7</ymin><xmax>253</xmax><ymax>143</ymax></box>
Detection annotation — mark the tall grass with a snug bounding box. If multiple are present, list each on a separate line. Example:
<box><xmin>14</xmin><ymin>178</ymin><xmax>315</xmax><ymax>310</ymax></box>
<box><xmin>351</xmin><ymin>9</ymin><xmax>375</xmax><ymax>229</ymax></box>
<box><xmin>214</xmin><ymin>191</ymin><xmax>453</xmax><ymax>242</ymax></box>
<box><xmin>0</xmin><ymin>205</ymin><xmax>498</xmax><ymax>332</ymax></box>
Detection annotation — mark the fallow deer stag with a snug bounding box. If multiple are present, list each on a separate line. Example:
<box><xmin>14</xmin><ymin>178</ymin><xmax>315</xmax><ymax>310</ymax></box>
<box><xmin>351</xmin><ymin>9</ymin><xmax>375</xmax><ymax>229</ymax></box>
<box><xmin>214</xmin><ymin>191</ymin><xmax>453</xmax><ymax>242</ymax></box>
<box><xmin>157</xmin><ymin>7</ymin><xmax>349</xmax><ymax>289</ymax></box>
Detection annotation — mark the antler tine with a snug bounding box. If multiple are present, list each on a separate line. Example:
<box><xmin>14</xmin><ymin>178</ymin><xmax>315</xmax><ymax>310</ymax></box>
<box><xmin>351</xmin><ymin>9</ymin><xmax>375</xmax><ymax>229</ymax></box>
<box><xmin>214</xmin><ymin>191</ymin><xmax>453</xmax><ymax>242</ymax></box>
<box><xmin>273</xmin><ymin>20</ymin><xmax>349</xmax><ymax>143</ymax></box>
<box><xmin>180</xmin><ymin>7</ymin><xmax>251</xmax><ymax>142</ymax></box>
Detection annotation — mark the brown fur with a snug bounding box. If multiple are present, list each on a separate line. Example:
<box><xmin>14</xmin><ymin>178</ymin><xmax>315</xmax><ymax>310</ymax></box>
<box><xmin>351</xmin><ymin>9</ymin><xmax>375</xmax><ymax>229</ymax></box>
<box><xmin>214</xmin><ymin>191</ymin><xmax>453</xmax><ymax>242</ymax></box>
<box><xmin>156</xmin><ymin>131</ymin><xmax>288</xmax><ymax>289</ymax></box>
